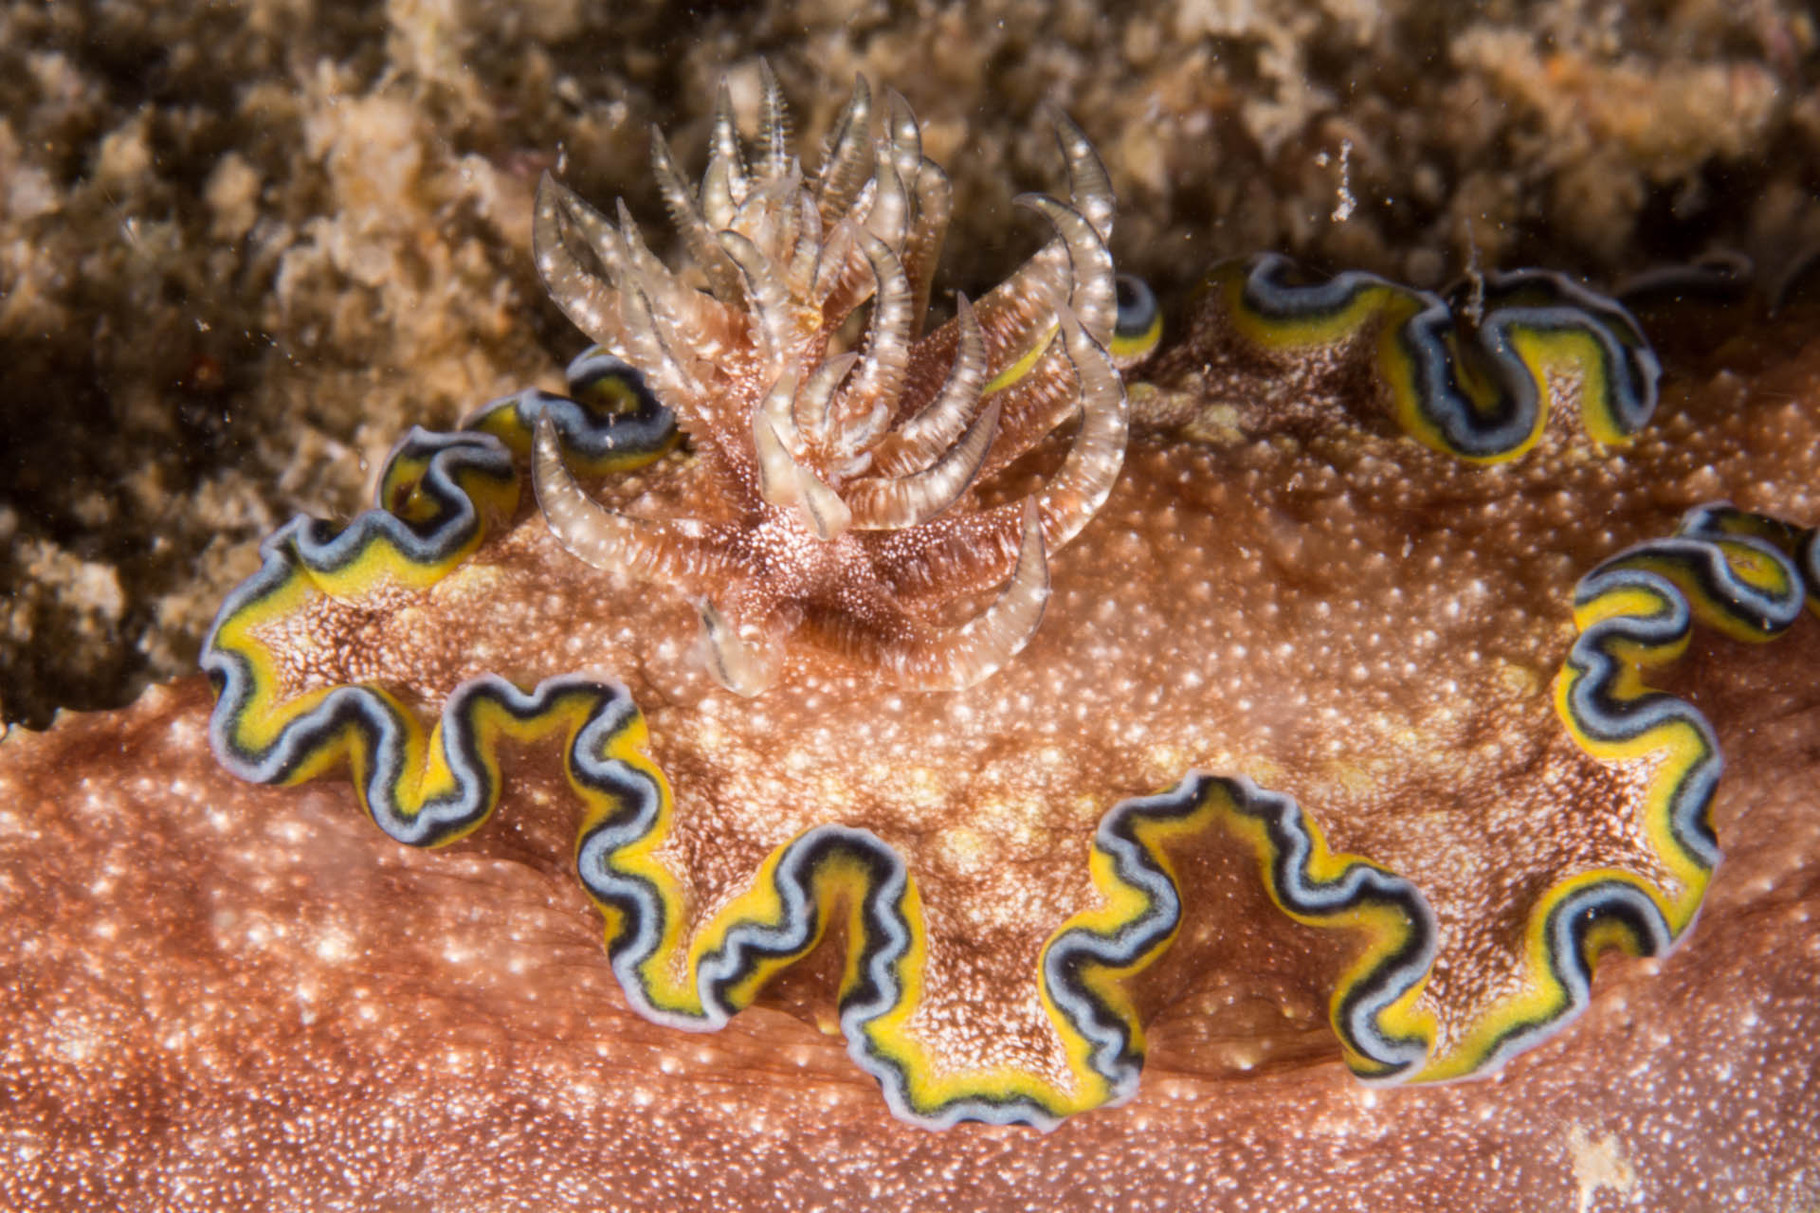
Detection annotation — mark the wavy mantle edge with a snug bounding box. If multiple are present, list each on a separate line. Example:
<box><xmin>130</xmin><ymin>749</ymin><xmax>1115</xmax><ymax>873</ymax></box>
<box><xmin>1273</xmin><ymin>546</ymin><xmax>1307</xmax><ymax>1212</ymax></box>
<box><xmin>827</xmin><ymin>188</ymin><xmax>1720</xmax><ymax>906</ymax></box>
<box><xmin>200</xmin><ymin>269</ymin><xmax>1817</xmax><ymax>1129</ymax></box>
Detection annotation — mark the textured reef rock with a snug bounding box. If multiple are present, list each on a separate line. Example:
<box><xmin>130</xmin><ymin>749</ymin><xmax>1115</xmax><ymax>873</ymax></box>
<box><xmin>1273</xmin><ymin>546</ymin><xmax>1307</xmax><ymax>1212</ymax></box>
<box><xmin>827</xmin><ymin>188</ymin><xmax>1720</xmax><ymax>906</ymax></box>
<box><xmin>3</xmin><ymin>1</ymin><xmax>1817</xmax><ymax>726</ymax></box>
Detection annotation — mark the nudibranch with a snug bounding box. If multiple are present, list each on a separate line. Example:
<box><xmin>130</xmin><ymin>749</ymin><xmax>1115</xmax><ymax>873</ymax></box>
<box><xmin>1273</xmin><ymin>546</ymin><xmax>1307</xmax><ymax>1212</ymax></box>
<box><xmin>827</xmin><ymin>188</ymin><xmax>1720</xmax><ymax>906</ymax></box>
<box><xmin>201</xmin><ymin>74</ymin><xmax>1820</xmax><ymax>1129</ymax></box>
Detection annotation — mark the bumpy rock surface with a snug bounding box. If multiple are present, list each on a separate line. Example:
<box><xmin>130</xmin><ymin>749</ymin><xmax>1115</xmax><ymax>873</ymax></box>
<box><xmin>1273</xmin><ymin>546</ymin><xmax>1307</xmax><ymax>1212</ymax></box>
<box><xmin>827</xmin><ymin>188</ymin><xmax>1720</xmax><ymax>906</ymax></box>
<box><xmin>2</xmin><ymin>0</ymin><xmax>1817</xmax><ymax>725</ymax></box>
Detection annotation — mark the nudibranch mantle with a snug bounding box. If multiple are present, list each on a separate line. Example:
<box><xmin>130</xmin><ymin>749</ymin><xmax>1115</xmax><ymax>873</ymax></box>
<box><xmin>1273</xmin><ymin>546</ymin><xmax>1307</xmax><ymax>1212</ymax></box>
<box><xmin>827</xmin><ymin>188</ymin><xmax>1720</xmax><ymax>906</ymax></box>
<box><xmin>203</xmin><ymin>74</ymin><xmax>1820</xmax><ymax>1130</ymax></box>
